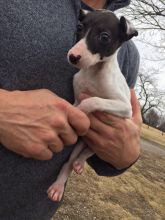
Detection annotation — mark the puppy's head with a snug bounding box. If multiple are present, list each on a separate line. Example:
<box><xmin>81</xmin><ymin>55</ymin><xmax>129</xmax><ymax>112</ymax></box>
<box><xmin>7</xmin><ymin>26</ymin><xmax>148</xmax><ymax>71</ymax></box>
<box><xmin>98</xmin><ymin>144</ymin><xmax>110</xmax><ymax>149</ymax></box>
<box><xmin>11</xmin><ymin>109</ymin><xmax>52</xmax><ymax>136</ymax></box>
<box><xmin>68</xmin><ymin>9</ymin><xmax>138</xmax><ymax>69</ymax></box>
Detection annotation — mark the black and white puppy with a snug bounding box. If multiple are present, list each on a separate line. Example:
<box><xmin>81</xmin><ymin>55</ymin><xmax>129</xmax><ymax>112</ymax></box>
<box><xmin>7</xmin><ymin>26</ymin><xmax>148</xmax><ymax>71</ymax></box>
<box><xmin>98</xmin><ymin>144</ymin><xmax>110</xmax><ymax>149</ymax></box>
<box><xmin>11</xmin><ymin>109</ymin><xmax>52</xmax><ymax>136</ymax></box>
<box><xmin>47</xmin><ymin>9</ymin><xmax>138</xmax><ymax>202</ymax></box>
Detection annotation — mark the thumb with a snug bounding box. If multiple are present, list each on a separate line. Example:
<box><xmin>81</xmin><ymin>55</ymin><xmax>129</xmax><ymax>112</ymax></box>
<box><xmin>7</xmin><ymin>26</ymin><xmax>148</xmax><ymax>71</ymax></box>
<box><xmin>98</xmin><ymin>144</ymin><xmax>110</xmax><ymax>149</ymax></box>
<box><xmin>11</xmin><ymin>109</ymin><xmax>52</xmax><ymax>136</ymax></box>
<box><xmin>131</xmin><ymin>89</ymin><xmax>142</xmax><ymax>127</ymax></box>
<box><xmin>67</xmin><ymin>104</ymin><xmax>90</xmax><ymax>136</ymax></box>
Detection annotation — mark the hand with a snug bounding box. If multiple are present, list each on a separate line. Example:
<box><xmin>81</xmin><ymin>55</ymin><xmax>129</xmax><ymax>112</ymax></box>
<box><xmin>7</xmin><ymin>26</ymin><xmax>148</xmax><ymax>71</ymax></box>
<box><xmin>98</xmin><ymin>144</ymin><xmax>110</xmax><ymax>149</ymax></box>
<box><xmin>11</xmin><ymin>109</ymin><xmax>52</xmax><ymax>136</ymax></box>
<box><xmin>83</xmin><ymin>89</ymin><xmax>142</xmax><ymax>169</ymax></box>
<box><xmin>0</xmin><ymin>89</ymin><xmax>90</xmax><ymax>160</ymax></box>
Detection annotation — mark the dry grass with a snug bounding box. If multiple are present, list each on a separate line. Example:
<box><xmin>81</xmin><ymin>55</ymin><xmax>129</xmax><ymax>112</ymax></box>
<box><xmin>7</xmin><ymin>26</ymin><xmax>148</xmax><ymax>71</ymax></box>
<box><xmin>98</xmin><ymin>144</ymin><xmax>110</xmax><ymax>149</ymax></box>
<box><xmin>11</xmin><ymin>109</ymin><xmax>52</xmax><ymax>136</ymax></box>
<box><xmin>53</xmin><ymin>149</ymin><xmax>165</xmax><ymax>220</ymax></box>
<box><xmin>141</xmin><ymin>124</ymin><xmax>165</xmax><ymax>147</ymax></box>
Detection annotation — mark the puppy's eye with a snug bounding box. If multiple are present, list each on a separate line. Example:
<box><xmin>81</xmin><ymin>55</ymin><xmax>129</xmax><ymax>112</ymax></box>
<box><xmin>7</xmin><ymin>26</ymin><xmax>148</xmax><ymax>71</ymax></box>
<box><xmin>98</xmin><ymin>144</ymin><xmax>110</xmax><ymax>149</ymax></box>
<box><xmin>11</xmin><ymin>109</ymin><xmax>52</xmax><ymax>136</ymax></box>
<box><xmin>98</xmin><ymin>32</ymin><xmax>111</xmax><ymax>44</ymax></box>
<box><xmin>77</xmin><ymin>23</ymin><xmax>84</xmax><ymax>33</ymax></box>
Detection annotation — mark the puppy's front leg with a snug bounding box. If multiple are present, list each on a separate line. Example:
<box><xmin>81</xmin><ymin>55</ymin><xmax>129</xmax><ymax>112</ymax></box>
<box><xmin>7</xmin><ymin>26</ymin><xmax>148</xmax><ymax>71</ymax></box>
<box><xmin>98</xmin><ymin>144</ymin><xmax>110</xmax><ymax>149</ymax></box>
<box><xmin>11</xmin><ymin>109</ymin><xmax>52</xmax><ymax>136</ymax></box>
<box><xmin>77</xmin><ymin>97</ymin><xmax>132</xmax><ymax>118</ymax></box>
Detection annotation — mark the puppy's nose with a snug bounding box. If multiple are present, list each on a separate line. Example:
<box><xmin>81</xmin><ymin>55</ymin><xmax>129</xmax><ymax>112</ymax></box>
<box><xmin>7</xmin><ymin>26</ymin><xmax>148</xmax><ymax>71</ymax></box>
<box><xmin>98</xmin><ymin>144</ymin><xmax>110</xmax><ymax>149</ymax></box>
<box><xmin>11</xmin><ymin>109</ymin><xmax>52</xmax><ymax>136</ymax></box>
<box><xmin>69</xmin><ymin>54</ymin><xmax>81</xmax><ymax>64</ymax></box>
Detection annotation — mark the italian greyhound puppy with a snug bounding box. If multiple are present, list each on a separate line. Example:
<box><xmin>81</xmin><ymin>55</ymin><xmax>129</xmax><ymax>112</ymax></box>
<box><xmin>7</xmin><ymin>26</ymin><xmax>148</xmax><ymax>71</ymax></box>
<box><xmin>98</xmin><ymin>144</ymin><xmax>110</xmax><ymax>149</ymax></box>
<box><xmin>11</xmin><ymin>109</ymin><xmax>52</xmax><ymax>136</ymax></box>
<box><xmin>47</xmin><ymin>9</ymin><xmax>138</xmax><ymax>201</ymax></box>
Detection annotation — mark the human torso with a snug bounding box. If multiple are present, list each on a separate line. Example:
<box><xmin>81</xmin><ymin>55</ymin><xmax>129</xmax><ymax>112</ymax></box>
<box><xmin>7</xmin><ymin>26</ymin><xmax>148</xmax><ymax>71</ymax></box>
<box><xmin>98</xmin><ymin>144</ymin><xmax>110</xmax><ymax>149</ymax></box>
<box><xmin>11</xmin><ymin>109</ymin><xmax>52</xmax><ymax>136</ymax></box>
<box><xmin>0</xmin><ymin>0</ymin><xmax>80</xmax><ymax>102</ymax></box>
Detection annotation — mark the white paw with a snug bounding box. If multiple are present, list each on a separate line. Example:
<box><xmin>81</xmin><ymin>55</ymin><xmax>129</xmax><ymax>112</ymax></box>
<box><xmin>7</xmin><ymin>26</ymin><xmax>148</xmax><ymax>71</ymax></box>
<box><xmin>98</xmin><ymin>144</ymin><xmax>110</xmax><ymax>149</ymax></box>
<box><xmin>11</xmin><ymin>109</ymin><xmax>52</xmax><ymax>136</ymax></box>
<box><xmin>77</xmin><ymin>99</ymin><xmax>94</xmax><ymax>114</ymax></box>
<box><xmin>73</xmin><ymin>160</ymin><xmax>84</xmax><ymax>175</ymax></box>
<box><xmin>47</xmin><ymin>182</ymin><xmax>64</xmax><ymax>202</ymax></box>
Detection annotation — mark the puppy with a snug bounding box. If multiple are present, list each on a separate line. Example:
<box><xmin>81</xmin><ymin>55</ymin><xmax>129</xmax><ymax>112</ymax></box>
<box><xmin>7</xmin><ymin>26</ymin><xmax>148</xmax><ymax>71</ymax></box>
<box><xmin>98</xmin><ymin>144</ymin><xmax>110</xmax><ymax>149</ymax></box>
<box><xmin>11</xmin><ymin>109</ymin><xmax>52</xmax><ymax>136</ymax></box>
<box><xmin>47</xmin><ymin>9</ymin><xmax>138</xmax><ymax>201</ymax></box>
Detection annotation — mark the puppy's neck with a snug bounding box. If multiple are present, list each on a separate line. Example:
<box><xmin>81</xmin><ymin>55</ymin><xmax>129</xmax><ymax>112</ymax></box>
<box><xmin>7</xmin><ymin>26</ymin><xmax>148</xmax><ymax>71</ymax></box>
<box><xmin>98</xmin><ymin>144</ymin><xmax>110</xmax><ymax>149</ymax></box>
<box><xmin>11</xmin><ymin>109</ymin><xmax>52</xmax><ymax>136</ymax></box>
<box><xmin>82</xmin><ymin>51</ymin><xmax>120</xmax><ymax>77</ymax></box>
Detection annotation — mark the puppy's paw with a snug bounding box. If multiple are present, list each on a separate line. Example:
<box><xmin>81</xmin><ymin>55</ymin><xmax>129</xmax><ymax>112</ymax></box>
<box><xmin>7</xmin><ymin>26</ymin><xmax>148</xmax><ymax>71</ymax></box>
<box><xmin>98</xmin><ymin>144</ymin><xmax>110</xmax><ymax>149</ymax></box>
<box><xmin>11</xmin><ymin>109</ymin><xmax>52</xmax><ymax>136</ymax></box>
<box><xmin>73</xmin><ymin>160</ymin><xmax>84</xmax><ymax>175</ymax></box>
<box><xmin>77</xmin><ymin>99</ymin><xmax>94</xmax><ymax>114</ymax></box>
<box><xmin>47</xmin><ymin>182</ymin><xmax>64</xmax><ymax>202</ymax></box>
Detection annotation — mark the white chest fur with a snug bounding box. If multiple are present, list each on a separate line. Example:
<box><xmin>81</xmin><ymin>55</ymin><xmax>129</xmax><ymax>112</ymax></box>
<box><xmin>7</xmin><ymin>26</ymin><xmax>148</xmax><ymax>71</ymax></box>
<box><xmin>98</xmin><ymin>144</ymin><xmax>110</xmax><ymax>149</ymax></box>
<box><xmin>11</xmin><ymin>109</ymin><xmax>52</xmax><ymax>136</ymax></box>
<box><xmin>73</xmin><ymin>53</ymin><xmax>132</xmax><ymax>118</ymax></box>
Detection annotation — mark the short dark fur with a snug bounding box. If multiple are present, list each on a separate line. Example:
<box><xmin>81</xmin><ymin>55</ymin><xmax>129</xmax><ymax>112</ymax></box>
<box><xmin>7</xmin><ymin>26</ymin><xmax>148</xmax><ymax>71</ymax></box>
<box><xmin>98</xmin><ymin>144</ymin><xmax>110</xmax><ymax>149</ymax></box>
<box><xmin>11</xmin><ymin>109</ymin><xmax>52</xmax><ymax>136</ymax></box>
<box><xmin>77</xmin><ymin>10</ymin><xmax>138</xmax><ymax>59</ymax></box>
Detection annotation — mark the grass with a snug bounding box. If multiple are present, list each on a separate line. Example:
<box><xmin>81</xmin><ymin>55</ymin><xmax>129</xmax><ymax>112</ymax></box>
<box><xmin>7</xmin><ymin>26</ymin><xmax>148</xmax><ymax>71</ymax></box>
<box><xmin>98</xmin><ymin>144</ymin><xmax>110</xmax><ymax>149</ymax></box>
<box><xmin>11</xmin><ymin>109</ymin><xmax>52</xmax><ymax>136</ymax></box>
<box><xmin>141</xmin><ymin>124</ymin><xmax>165</xmax><ymax>147</ymax></box>
<box><xmin>53</xmin><ymin>148</ymin><xmax>165</xmax><ymax>220</ymax></box>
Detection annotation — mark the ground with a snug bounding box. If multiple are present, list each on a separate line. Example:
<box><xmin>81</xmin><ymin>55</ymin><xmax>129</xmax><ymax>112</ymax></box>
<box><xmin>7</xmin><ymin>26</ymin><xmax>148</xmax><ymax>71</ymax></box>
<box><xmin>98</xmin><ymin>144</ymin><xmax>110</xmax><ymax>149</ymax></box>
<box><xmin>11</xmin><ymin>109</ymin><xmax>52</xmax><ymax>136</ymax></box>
<box><xmin>53</xmin><ymin>126</ymin><xmax>165</xmax><ymax>220</ymax></box>
<box><xmin>53</xmin><ymin>139</ymin><xmax>165</xmax><ymax>220</ymax></box>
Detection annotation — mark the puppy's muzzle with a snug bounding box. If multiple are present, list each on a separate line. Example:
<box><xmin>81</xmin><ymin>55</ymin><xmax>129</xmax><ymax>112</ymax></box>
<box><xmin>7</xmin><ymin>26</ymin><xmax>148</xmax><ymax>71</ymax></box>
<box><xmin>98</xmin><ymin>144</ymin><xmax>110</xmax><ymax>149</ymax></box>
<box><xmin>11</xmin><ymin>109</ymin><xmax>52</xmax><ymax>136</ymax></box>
<box><xmin>69</xmin><ymin>54</ymin><xmax>81</xmax><ymax>65</ymax></box>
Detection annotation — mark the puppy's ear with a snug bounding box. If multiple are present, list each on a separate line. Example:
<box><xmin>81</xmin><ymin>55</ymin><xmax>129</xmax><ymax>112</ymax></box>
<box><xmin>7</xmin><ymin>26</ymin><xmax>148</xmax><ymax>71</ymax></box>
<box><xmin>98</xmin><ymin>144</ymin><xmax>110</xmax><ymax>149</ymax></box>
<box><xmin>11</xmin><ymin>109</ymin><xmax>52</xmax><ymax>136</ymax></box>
<box><xmin>120</xmin><ymin>16</ymin><xmax>138</xmax><ymax>41</ymax></box>
<box><xmin>79</xmin><ymin>9</ymin><xmax>89</xmax><ymax>21</ymax></box>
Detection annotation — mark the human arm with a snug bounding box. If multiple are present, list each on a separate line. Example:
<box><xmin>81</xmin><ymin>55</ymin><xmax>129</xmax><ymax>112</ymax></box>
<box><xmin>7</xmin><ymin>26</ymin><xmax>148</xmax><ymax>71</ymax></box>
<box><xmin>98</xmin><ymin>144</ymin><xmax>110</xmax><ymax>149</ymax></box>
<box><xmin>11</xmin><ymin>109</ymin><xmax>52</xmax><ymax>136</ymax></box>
<box><xmin>0</xmin><ymin>89</ymin><xmax>90</xmax><ymax>160</ymax></box>
<box><xmin>85</xmin><ymin>88</ymin><xmax>142</xmax><ymax>172</ymax></box>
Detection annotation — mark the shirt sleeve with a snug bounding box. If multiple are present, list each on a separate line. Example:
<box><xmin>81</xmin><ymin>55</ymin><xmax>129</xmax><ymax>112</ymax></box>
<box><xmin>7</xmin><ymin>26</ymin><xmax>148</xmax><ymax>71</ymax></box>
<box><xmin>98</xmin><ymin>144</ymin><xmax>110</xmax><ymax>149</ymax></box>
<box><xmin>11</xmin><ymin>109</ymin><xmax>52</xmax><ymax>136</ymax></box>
<box><xmin>87</xmin><ymin>40</ymin><xmax>140</xmax><ymax>177</ymax></box>
<box><xmin>87</xmin><ymin>154</ymin><xmax>140</xmax><ymax>177</ymax></box>
<box><xmin>118</xmin><ymin>40</ymin><xmax>140</xmax><ymax>89</ymax></box>
<box><xmin>87</xmin><ymin>155</ymin><xmax>128</xmax><ymax>176</ymax></box>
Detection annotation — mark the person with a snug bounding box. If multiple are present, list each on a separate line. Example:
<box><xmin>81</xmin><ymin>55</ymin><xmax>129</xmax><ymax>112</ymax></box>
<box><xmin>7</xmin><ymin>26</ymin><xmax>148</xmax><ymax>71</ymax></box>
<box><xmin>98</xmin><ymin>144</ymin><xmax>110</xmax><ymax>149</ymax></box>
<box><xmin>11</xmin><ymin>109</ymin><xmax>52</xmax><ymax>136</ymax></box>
<box><xmin>0</xmin><ymin>0</ymin><xmax>142</xmax><ymax>219</ymax></box>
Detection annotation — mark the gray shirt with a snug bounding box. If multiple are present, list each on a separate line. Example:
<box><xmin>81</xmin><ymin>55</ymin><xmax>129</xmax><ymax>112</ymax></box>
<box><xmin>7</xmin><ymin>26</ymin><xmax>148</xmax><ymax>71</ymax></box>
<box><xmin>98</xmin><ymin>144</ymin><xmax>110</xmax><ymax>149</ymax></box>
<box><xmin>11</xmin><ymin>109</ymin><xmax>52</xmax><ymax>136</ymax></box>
<box><xmin>0</xmin><ymin>1</ymin><xmax>139</xmax><ymax>219</ymax></box>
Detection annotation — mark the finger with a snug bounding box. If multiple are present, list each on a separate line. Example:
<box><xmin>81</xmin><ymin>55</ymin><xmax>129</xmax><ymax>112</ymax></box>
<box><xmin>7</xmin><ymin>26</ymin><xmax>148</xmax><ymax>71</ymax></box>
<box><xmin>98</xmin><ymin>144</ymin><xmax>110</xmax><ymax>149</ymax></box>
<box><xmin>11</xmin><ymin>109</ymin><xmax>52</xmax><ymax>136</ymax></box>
<box><xmin>88</xmin><ymin>114</ymin><xmax>114</xmax><ymax>137</ymax></box>
<box><xmin>84</xmin><ymin>129</ymin><xmax>102</xmax><ymax>152</ymax></box>
<box><xmin>93</xmin><ymin>111</ymin><xmax>123</xmax><ymax>125</ymax></box>
<box><xmin>68</xmin><ymin>105</ymin><xmax>90</xmax><ymax>136</ymax></box>
<box><xmin>18</xmin><ymin>144</ymin><xmax>53</xmax><ymax>160</ymax></box>
<box><xmin>132</xmin><ymin>107</ymin><xmax>142</xmax><ymax>127</ymax></box>
<box><xmin>131</xmin><ymin>89</ymin><xmax>139</xmax><ymax>117</ymax></box>
<box><xmin>84</xmin><ymin>129</ymin><xmax>113</xmax><ymax>153</ymax></box>
<box><xmin>48</xmin><ymin>135</ymin><xmax>64</xmax><ymax>153</ymax></box>
<box><xmin>84</xmin><ymin>130</ymin><xmax>115</xmax><ymax>164</ymax></box>
<box><xmin>130</xmin><ymin>89</ymin><xmax>142</xmax><ymax>126</ymax></box>
<box><xmin>59</xmin><ymin>124</ymin><xmax>78</xmax><ymax>146</ymax></box>
<box><xmin>33</xmin><ymin>147</ymin><xmax>53</xmax><ymax>160</ymax></box>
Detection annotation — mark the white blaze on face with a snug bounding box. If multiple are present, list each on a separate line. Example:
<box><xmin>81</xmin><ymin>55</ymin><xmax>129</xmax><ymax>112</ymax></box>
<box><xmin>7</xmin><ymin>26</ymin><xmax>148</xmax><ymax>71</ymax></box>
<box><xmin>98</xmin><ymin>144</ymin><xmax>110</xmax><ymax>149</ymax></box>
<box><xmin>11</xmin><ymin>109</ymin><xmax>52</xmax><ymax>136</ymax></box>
<box><xmin>67</xmin><ymin>38</ymin><xmax>100</xmax><ymax>69</ymax></box>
